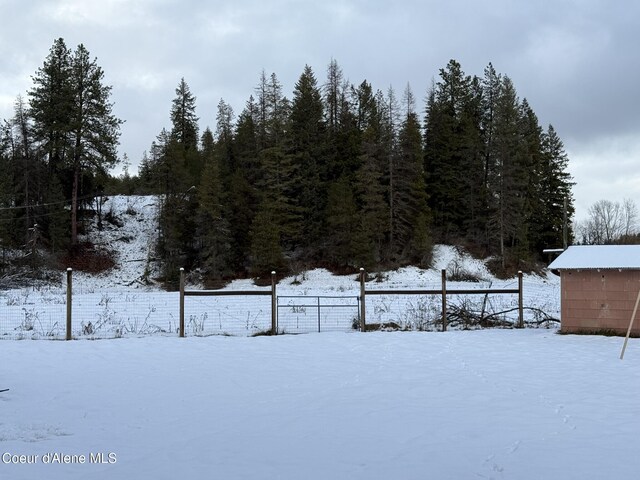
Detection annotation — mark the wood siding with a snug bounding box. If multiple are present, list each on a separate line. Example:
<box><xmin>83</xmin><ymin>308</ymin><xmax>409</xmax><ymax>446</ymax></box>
<box><xmin>560</xmin><ymin>270</ymin><xmax>640</xmax><ymax>335</ymax></box>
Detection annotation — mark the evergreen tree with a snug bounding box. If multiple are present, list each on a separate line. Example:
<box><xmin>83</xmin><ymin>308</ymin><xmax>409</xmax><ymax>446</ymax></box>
<box><xmin>488</xmin><ymin>76</ymin><xmax>528</xmax><ymax>267</ymax></box>
<box><xmin>538</xmin><ymin>125</ymin><xmax>574</xmax><ymax>250</ymax></box>
<box><xmin>28</xmin><ymin>38</ymin><xmax>73</xmax><ymax>175</ymax></box>
<box><xmin>197</xmin><ymin>128</ymin><xmax>231</xmax><ymax>280</ymax></box>
<box><xmin>289</xmin><ymin>65</ymin><xmax>326</xmax><ymax>253</ymax></box>
<box><xmin>65</xmin><ymin>43</ymin><xmax>122</xmax><ymax>245</ymax></box>
<box><xmin>10</xmin><ymin>95</ymin><xmax>41</xmax><ymax>246</ymax></box>
<box><xmin>395</xmin><ymin>93</ymin><xmax>431</xmax><ymax>262</ymax></box>
<box><xmin>228</xmin><ymin>96</ymin><xmax>261</xmax><ymax>273</ymax></box>
<box><xmin>424</xmin><ymin>60</ymin><xmax>476</xmax><ymax>241</ymax></box>
<box><xmin>517</xmin><ymin>99</ymin><xmax>545</xmax><ymax>257</ymax></box>
<box><xmin>170</xmin><ymin>78</ymin><xmax>201</xmax><ymax>185</ymax></box>
<box><xmin>252</xmin><ymin>71</ymin><xmax>297</xmax><ymax>253</ymax></box>
<box><xmin>325</xmin><ymin>175</ymin><xmax>357</xmax><ymax>266</ymax></box>
<box><xmin>0</xmin><ymin>121</ymin><xmax>16</xmax><ymax>256</ymax></box>
<box><xmin>352</xmin><ymin>82</ymin><xmax>388</xmax><ymax>267</ymax></box>
<box><xmin>214</xmin><ymin>99</ymin><xmax>235</xmax><ymax>175</ymax></box>
<box><xmin>155</xmin><ymin>79</ymin><xmax>202</xmax><ymax>282</ymax></box>
<box><xmin>171</xmin><ymin>78</ymin><xmax>199</xmax><ymax>151</ymax></box>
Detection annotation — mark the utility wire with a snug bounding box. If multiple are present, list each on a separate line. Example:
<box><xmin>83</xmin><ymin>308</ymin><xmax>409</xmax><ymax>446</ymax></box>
<box><xmin>0</xmin><ymin>193</ymin><xmax>98</xmax><ymax>211</ymax></box>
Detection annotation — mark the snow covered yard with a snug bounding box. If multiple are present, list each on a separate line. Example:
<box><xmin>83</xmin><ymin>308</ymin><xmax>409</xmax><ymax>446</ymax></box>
<box><xmin>2</xmin><ymin>330</ymin><xmax>639</xmax><ymax>479</ymax></box>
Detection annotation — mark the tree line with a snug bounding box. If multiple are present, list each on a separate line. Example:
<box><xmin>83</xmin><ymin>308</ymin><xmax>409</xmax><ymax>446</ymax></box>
<box><xmin>137</xmin><ymin>60</ymin><xmax>574</xmax><ymax>284</ymax></box>
<box><xmin>0</xmin><ymin>38</ymin><xmax>576</xmax><ymax>283</ymax></box>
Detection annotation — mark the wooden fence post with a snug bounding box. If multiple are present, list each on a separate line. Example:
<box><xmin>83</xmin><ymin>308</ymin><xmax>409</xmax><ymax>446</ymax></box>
<box><xmin>441</xmin><ymin>269</ymin><xmax>447</xmax><ymax>332</ymax></box>
<box><xmin>518</xmin><ymin>271</ymin><xmax>524</xmax><ymax>328</ymax></box>
<box><xmin>271</xmin><ymin>271</ymin><xmax>277</xmax><ymax>335</ymax></box>
<box><xmin>359</xmin><ymin>268</ymin><xmax>366</xmax><ymax>332</ymax></box>
<box><xmin>179</xmin><ymin>268</ymin><xmax>185</xmax><ymax>337</ymax></box>
<box><xmin>66</xmin><ymin>268</ymin><xmax>72</xmax><ymax>340</ymax></box>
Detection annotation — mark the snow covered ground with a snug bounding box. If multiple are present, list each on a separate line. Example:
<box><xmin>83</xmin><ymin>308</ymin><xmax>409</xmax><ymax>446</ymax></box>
<box><xmin>2</xmin><ymin>330</ymin><xmax>640</xmax><ymax>479</ymax></box>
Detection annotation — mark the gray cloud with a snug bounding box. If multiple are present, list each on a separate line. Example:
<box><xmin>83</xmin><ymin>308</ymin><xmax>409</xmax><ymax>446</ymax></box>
<box><xmin>1</xmin><ymin>0</ymin><xmax>638</xmax><ymax>219</ymax></box>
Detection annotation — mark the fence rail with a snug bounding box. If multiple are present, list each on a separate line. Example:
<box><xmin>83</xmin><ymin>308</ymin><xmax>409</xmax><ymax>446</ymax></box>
<box><xmin>1</xmin><ymin>267</ymin><xmax>525</xmax><ymax>340</ymax></box>
<box><xmin>361</xmin><ymin>269</ymin><xmax>524</xmax><ymax>331</ymax></box>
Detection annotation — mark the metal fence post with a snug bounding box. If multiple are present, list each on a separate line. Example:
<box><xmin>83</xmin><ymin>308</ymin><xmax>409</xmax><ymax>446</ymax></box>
<box><xmin>179</xmin><ymin>268</ymin><xmax>185</xmax><ymax>337</ymax></box>
<box><xmin>359</xmin><ymin>268</ymin><xmax>366</xmax><ymax>332</ymax></box>
<box><xmin>518</xmin><ymin>271</ymin><xmax>524</xmax><ymax>328</ymax></box>
<box><xmin>271</xmin><ymin>271</ymin><xmax>277</xmax><ymax>335</ymax></box>
<box><xmin>441</xmin><ymin>269</ymin><xmax>447</xmax><ymax>332</ymax></box>
<box><xmin>66</xmin><ymin>268</ymin><xmax>72</xmax><ymax>340</ymax></box>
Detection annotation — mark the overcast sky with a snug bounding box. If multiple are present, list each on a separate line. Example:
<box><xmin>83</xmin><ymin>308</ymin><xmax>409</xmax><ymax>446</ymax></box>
<box><xmin>1</xmin><ymin>0</ymin><xmax>639</xmax><ymax>221</ymax></box>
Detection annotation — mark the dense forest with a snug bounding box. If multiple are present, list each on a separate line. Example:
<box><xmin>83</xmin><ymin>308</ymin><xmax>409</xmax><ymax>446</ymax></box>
<box><xmin>0</xmin><ymin>38</ymin><xmax>575</xmax><ymax>285</ymax></box>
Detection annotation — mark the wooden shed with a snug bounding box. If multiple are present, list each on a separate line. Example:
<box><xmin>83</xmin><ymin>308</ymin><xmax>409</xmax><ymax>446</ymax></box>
<box><xmin>549</xmin><ymin>245</ymin><xmax>640</xmax><ymax>335</ymax></box>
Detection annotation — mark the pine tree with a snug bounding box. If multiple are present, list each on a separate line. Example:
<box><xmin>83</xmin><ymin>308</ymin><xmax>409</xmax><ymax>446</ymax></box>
<box><xmin>458</xmin><ymin>75</ymin><xmax>486</xmax><ymax>244</ymax></box>
<box><xmin>395</xmin><ymin>90</ymin><xmax>431</xmax><ymax>262</ymax></box>
<box><xmin>9</xmin><ymin>95</ymin><xmax>42</xmax><ymax>246</ymax></box>
<box><xmin>155</xmin><ymin>79</ymin><xmax>202</xmax><ymax>282</ymax></box>
<box><xmin>28</xmin><ymin>38</ymin><xmax>73</xmax><ymax>175</ymax></box>
<box><xmin>0</xmin><ymin>121</ymin><xmax>16</xmax><ymax>257</ymax></box>
<box><xmin>517</xmin><ymin>99</ymin><xmax>545</xmax><ymax>257</ymax></box>
<box><xmin>197</xmin><ymin>128</ymin><xmax>231</xmax><ymax>280</ymax></box>
<box><xmin>214</xmin><ymin>99</ymin><xmax>235</xmax><ymax>176</ymax></box>
<box><xmin>289</xmin><ymin>65</ymin><xmax>326</xmax><ymax>253</ymax></box>
<box><xmin>323</xmin><ymin>59</ymin><xmax>360</xmax><ymax>181</ymax></box>
<box><xmin>170</xmin><ymin>78</ymin><xmax>201</xmax><ymax>186</ymax></box>
<box><xmin>347</xmin><ymin>81</ymin><xmax>390</xmax><ymax>267</ymax></box>
<box><xmin>538</xmin><ymin>125</ymin><xmax>574</xmax><ymax>250</ymax></box>
<box><xmin>488</xmin><ymin>76</ymin><xmax>528</xmax><ymax>267</ymax></box>
<box><xmin>424</xmin><ymin>60</ymin><xmax>476</xmax><ymax>241</ymax></box>
<box><xmin>227</xmin><ymin>96</ymin><xmax>261</xmax><ymax>273</ymax></box>
<box><xmin>171</xmin><ymin>78</ymin><xmax>199</xmax><ymax>150</ymax></box>
<box><xmin>65</xmin><ymin>43</ymin><xmax>122</xmax><ymax>245</ymax></box>
<box><xmin>252</xmin><ymin>71</ymin><xmax>297</xmax><ymax>253</ymax></box>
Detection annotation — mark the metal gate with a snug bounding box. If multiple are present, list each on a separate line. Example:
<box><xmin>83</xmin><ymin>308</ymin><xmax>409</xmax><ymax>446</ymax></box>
<box><xmin>276</xmin><ymin>295</ymin><xmax>360</xmax><ymax>333</ymax></box>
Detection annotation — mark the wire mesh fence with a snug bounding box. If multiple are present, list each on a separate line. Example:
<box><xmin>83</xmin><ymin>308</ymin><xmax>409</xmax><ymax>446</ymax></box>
<box><xmin>0</xmin><ymin>285</ymin><xmax>179</xmax><ymax>340</ymax></box>
<box><xmin>0</xmin><ymin>286</ymin><xmax>68</xmax><ymax>340</ymax></box>
<box><xmin>183</xmin><ymin>294</ymin><xmax>272</xmax><ymax>337</ymax></box>
<box><xmin>0</xmin><ymin>268</ymin><xmax>543</xmax><ymax>340</ymax></box>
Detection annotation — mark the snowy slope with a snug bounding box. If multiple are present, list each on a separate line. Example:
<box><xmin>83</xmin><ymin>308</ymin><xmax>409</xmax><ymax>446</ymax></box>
<box><xmin>0</xmin><ymin>195</ymin><xmax>561</xmax><ymax>339</ymax></box>
<box><xmin>73</xmin><ymin>195</ymin><xmax>160</xmax><ymax>291</ymax></box>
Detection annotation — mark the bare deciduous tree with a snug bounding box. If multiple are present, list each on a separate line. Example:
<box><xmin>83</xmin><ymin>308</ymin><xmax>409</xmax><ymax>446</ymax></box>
<box><xmin>578</xmin><ymin>198</ymin><xmax>639</xmax><ymax>244</ymax></box>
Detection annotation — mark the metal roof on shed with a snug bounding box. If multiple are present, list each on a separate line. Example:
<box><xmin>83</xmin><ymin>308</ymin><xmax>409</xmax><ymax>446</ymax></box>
<box><xmin>548</xmin><ymin>245</ymin><xmax>640</xmax><ymax>270</ymax></box>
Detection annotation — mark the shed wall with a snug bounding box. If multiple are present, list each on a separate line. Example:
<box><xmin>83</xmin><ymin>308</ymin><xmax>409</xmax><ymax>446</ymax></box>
<box><xmin>561</xmin><ymin>270</ymin><xmax>640</xmax><ymax>335</ymax></box>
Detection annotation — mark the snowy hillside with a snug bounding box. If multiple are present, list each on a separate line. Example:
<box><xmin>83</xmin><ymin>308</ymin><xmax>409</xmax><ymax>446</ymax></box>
<box><xmin>73</xmin><ymin>195</ymin><xmax>161</xmax><ymax>290</ymax></box>
<box><xmin>0</xmin><ymin>195</ymin><xmax>561</xmax><ymax>339</ymax></box>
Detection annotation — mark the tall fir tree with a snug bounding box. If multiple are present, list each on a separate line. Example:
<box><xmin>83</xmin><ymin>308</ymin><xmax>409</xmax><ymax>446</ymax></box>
<box><xmin>66</xmin><ymin>43</ymin><xmax>122</xmax><ymax>245</ymax></box>
<box><xmin>170</xmin><ymin>78</ymin><xmax>201</xmax><ymax>186</ymax></box>
<box><xmin>289</xmin><ymin>65</ymin><xmax>326</xmax><ymax>253</ymax></box>
<box><xmin>395</xmin><ymin>90</ymin><xmax>431</xmax><ymax>262</ymax></box>
<box><xmin>156</xmin><ymin>79</ymin><xmax>201</xmax><ymax>282</ymax></box>
<box><xmin>352</xmin><ymin>82</ymin><xmax>389</xmax><ymax>267</ymax></box>
<box><xmin>488</xmin><ymin>76</ymin><xmax>528</xmax><ymax>267</ymax></box>
<box><xmin>197</xmin><ymin>128</ymin><xmax>231</xmax><ymax>280</ymax></box>
<box><xmin>538</xmin><ymin>125</ymin><xmax>574</xmax><ymax>250</ymax></box>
